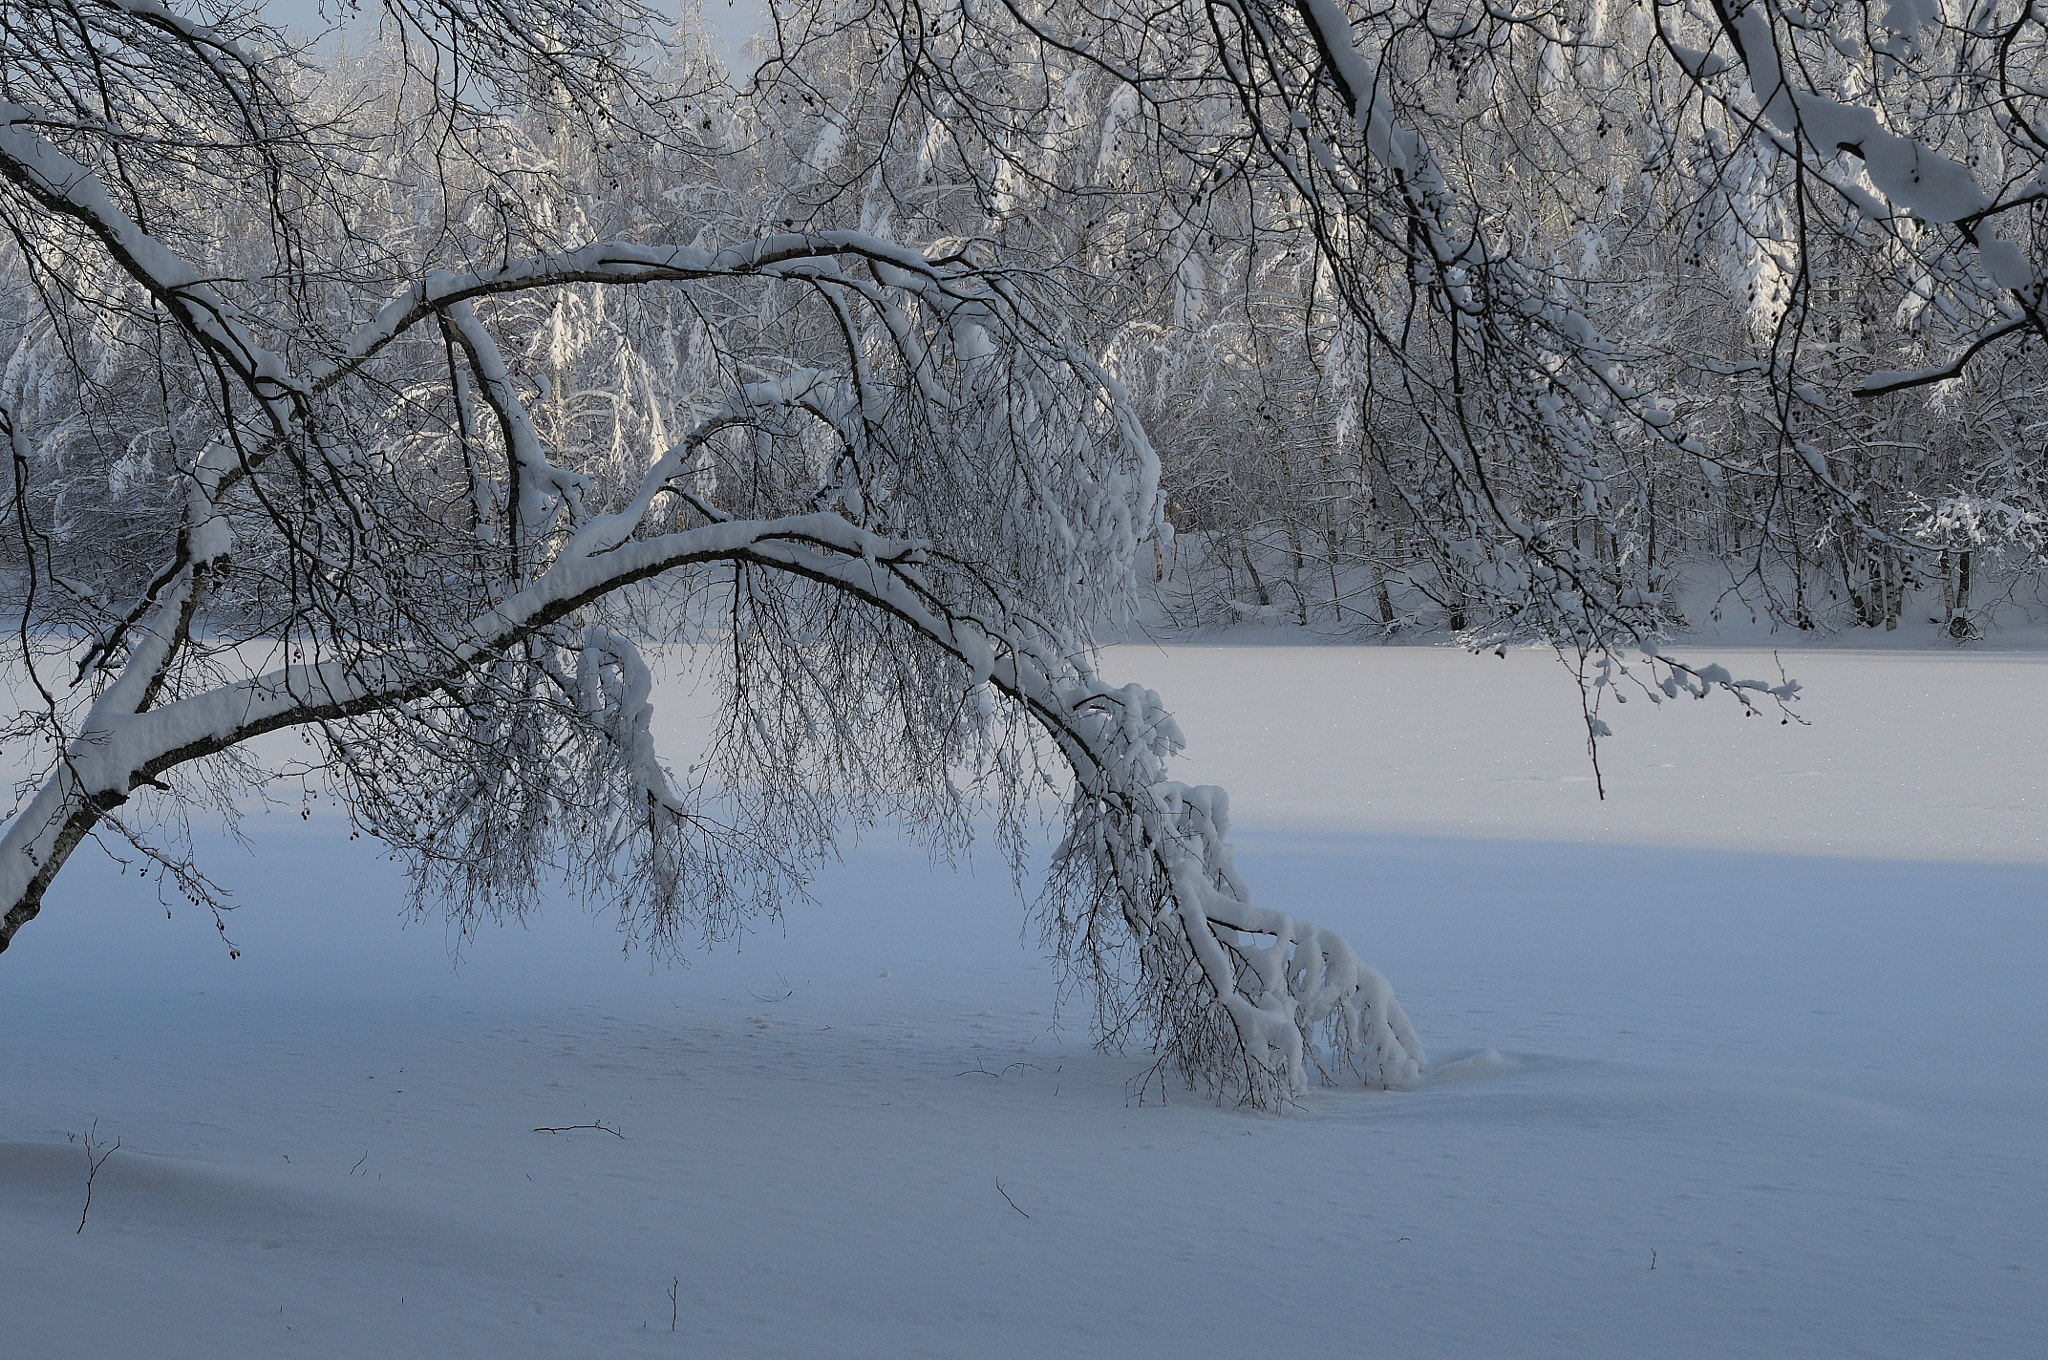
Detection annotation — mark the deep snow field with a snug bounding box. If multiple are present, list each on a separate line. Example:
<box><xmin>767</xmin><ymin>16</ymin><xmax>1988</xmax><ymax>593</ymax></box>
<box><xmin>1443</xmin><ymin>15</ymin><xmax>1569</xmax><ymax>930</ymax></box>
<box><xmin>3</xmin><ymin>638</ymin><xmax>2043</xmax><ymax>1357</ymax></box>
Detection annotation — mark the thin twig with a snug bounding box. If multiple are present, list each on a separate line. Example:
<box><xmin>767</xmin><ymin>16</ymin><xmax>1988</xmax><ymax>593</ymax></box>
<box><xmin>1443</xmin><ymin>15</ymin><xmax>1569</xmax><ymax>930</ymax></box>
<box><xmin>957</xmin><ymin>1058</ymin><xmax>1040</xmax><ymax>1078</ymax></box>
<box><xmin>746</xmin><ymin>974</ymin><xmax>793</xmax><ymax>1003</ymax></box>
<box><xmin>995</xmin><ymin>1177</ymin><xmax>1030</xmax><ymax>1219</ymax></box>
<box><xmin>533</xmin><ymin>1121</ymin><xmax>624</xmax><ymax>1138</ymax></box>
<box><xmin>77</xmin><ymin>1119</ymin><xmax>118</xmax><ymax>1234</ymax></box>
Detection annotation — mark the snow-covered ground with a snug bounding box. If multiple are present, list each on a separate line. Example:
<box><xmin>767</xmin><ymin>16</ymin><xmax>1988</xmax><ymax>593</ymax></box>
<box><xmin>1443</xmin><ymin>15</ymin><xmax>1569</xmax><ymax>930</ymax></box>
<box><xmin>4</xmin><ymin>642</ymin><xmax>2042</xmax><ymax>1357</ymax></box>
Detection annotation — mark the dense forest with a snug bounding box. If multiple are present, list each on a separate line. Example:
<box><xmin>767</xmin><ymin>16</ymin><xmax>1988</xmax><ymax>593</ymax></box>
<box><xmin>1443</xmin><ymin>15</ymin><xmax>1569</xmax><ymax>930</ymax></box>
<box><xmin>8</xmin><ymin>1</ymin><xmax>2046</xmax><ymax>648</ymax></box>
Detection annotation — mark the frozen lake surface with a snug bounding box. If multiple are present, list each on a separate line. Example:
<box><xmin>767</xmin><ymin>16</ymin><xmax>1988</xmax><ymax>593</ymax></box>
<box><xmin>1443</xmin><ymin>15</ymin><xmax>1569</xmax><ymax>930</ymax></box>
<box><xmin>4</xmin><ymin>642</ymin><xmax>2042</xmax><ymax>1357</ymax></box>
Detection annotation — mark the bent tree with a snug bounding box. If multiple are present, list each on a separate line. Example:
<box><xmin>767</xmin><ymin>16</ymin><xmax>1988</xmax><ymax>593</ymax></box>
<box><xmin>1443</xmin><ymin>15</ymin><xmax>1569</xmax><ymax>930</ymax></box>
<box><xmin>0</xmin><ymin>0</ymin><xmax>1420</xmax><ymax>1105</ymax></box>
<box><xmin>14</xmin><ymin>0</ymin><xmax>2009</xmax><ymax>1103</ymax></box>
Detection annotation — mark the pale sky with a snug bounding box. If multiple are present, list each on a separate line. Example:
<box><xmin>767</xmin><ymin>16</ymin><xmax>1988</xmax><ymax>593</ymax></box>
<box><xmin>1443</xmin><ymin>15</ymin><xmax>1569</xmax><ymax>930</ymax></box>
<box><xmin>259</xmin><ymin>0</ymin><xmax>769</xmax><ymax>75</ymax></box>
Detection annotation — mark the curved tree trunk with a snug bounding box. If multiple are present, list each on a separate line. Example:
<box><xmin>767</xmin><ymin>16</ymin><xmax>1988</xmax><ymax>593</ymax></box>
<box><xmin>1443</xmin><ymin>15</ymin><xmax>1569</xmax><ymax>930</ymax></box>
<box><xmin>0</xmin><ymin>494</ymin><xmax>1424</xmax><ymax>1100</ymax></box>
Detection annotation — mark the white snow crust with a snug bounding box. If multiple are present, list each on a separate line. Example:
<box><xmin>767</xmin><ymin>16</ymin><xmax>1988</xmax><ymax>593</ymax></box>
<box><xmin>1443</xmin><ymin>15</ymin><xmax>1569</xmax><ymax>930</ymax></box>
<box><xmin>2</xmin><ymin>643</ymin><xmax>2042</xmax><ymax>1357</ymax></box>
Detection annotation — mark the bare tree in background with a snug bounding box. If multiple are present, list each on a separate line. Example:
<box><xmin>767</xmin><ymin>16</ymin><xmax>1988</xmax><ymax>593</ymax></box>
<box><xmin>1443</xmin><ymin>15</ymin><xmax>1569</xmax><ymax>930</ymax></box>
<box><xmin>841</xmin><ymin>0</ymin><xmax>2048</xmax><ymax>639</ymax></box>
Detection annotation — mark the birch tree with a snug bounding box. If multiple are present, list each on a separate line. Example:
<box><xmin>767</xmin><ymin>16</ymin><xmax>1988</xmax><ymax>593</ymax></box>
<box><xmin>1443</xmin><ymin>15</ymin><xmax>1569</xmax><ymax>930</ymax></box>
<box><xmin>0</xmin><ymin>0</ymin><xmax>1420</xmax><ymax>1105</ymax></box>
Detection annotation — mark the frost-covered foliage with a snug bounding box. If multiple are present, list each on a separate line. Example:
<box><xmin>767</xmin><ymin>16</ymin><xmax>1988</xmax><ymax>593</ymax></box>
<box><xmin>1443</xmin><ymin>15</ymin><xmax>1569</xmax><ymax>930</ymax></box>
<box><xmin>805</xmin><ymin>0</ymin><xmax>2048</xmax><ymax>640</ymax></box>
